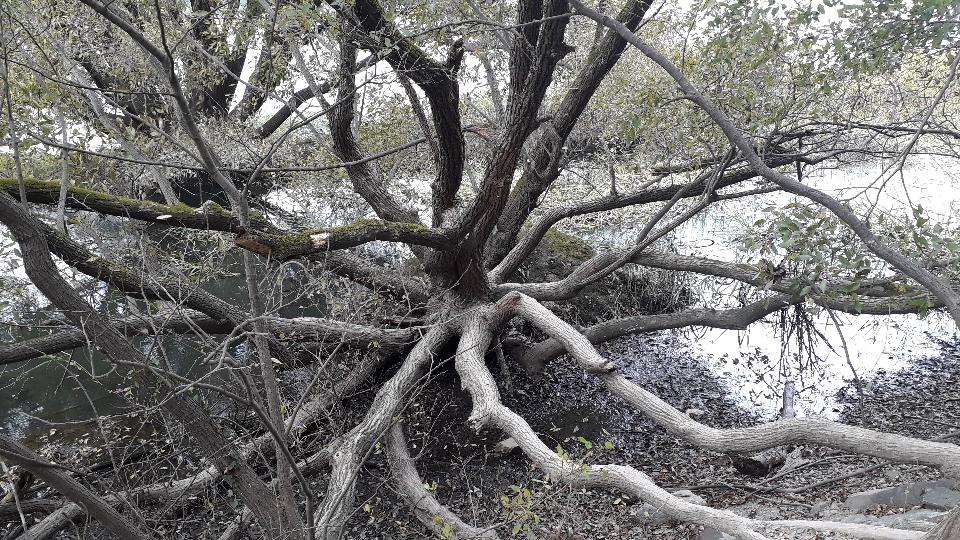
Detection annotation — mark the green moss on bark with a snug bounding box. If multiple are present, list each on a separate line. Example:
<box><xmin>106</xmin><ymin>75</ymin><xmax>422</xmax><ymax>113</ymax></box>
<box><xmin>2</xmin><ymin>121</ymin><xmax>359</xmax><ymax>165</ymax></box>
<box><xmin>542</xmin><ymin>228</ymin><xmax>594</xmax><ymax>261</ymax></box>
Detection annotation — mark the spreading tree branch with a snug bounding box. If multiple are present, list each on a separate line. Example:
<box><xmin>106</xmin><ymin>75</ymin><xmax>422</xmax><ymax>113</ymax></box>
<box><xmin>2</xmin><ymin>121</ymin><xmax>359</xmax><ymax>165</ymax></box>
<box><xmin>570</xmin><ymin>0</ymin><xmax>960</xmax><ymax>327</ymax></box>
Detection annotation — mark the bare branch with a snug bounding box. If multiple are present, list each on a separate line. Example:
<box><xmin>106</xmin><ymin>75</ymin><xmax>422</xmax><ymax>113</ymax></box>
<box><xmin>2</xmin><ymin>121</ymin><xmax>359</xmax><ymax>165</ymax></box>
<box><xmin>570</xmin><ymin>0</ymin><xmax>960</xmax><ymax>327</ymax></box>
<box><xmin>521</xmin><ymin>294</ymin><xmax>794</xmax><ymax>373</ymax></box>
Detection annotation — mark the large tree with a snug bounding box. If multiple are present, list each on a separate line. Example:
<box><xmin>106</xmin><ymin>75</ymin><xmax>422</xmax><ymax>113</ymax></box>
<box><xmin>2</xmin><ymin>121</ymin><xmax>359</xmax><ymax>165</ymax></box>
<box><xmin>2</xmin><ymin>0</ymin><xmax>960</xmax><ymax>538</ymax></box>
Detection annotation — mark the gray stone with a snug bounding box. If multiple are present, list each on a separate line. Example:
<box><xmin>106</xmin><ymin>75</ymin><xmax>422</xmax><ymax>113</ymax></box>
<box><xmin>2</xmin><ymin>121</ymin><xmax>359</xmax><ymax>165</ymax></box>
<box><xmin>845</xmin><ymin>485</ymin><xmax>924</xmax><ymax>511</ymax></box>
<box><xmin>840</xmin><ymin>509</ymin><xmax>944</xmax><ymax>531</ymax></box>
<box><xmin>922</xmin><ymin>485</ymin><xmax>960</xmax><ymax>511</ymax></box>
<box><xmin>845</xmin><ymin>480</ymin><xmax>960</xmax><ymax>512</ymax></box>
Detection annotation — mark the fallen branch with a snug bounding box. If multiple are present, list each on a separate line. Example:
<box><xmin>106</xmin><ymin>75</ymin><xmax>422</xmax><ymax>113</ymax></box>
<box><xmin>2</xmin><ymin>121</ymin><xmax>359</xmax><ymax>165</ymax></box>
<box><xmin>0</xmin><ymin>312</ymin><xmax>414</xmax><ymax>365</ymax></box>
<box><xmin>0</xmin><ymin>499</ymin><xmax>58</xmax><ymax>520</ymax></box>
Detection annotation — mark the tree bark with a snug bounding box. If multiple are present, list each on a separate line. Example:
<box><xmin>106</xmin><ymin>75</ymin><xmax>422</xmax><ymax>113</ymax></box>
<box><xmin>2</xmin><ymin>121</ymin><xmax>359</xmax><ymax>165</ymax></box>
<box><xmin>0</xmin><ymin>434</ymin><xmax>151</xmax><ymax>540</ymax></box>
<box><xmin>0</xmin><ymin>190</ymin><xmax>288</xmax><ymax>537</ymax></box>
<box><xmin>386</xmin><ymin>424</ymin><xmax>498</xmax><ymax>539</ymax></box>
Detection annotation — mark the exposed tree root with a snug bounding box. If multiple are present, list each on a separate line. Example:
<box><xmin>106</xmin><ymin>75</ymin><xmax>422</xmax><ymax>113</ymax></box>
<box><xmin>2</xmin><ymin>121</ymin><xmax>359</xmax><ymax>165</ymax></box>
<box><xmin>508</xmin><ymin>292</ymin><xmax>960</xmax><ymax>476</ymax></box>
<box><xmin>16</xmin><ymin>294</ymin><xmax>955</xmax><ymax>540</ymax></box>
<box><xmin>455</xmin><ymin>310</ymin><xmax>769</xmax><ymax>540</ymax></box>
<box><xmin>386</xmin><ymin>423</ymin><xmax>499</xmax><ymax>539</ymax></box>
<box><xmin>314</xmin><ymin>324</ymin><xmax>452</xmax><ymax>540</ymax></box>
<box><xmin>761</xmin><ymin>520</ymin><xmax>923</xmax><ymax>540</ymax></box>
<box><xmin>923</xmin><ymin>507</ymin><xmax>960</xmax><ymax>540</ymax></box>
<box><xmin>447</xmin><ymin>294</ymin><xmax>958</xmax><ymax>540</ymax></box>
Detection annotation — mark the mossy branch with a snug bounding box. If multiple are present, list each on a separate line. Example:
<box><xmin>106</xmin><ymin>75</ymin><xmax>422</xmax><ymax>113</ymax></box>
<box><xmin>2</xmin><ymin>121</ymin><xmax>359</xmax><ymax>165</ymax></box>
<box><xmin>0</xmin><ymin>178</ymin><xmax>272</xmax><ymax>232</ymax></box>
<box><xmin>234</xmin><ymin>218</ymin><xmax>451</xmax><ymax>260</ymax></box>
<box><xmin>1</xmin><ymin>179</ymin><xmax>452</xmax><ymax>260</ymax></box>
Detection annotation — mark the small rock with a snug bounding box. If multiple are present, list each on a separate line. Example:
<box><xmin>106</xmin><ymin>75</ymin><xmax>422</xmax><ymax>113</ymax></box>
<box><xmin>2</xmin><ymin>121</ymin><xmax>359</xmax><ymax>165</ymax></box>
<box><xmin>763</xmin><ymin>506</ymin><xmax>782</xmax><ymax>520</ymax></box>
<box><xmin>810</xmin><ymin>500</ymin><xmax>830</xmax><ymax>517</ymax></box>
<box><xmin>493</xmin><ymin>438</ymin><xmax>519</xmax><ymax>455</ymax></box>
<box><xmin>698</xmin><ymin>527</ymin><xmax>736</xmax><ymax>540</ymax></box>
<box><xmin>922</xmin><ymin>485</ymin><xmax>960</xmax><ymax>511</ymax></box>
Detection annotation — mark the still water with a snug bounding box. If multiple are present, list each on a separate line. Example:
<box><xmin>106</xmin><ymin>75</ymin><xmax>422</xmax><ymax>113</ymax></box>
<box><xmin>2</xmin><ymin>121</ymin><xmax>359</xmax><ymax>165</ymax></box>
<box><xmin>0</xmin><ymin>250</ymin><xmax>325</xmax><ymax>443</ymax></box>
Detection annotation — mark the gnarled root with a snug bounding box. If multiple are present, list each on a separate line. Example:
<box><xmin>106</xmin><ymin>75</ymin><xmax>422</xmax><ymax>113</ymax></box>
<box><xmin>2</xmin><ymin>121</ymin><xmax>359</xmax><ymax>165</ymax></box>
<box><xmin>386</xmin><ymin>423</ymin><xmax>499</xmax><ymax>539</ymax></box>
<box><xmin>507</xmin><ymin>292</ymin><xmax>960</xmax><ymax>477</ymax></box>
<box><xmin>455</xmin><ymin>311</ymin><xmax>768</xmax><ymax>540</ymax></box>
<box><xmin>314</xmin><ymin>325</ymin><xmax>452</xmax><ymax>539</ymax></box>
<box><xmin>454</xmin><ymin>296</ymin><xmax>949</xmax><ymax>540</ymax></box>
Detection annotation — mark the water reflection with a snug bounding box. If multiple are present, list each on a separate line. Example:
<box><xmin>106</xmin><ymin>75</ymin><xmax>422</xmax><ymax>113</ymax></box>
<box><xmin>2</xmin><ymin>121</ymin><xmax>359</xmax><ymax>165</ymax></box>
<box><xmin>667</xmin><ymin>158</ymin><xmax>960</xmax><ymax>418</ymax></box>
<box><xmin>682</xmin><ymin>311</ymin><xmax>956</xmax><ymax>418</ymax></box>
<box><xmin>0</xmin><ymin>249</ymin><xmax>326</xmax><ymax>445</ymax></box>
